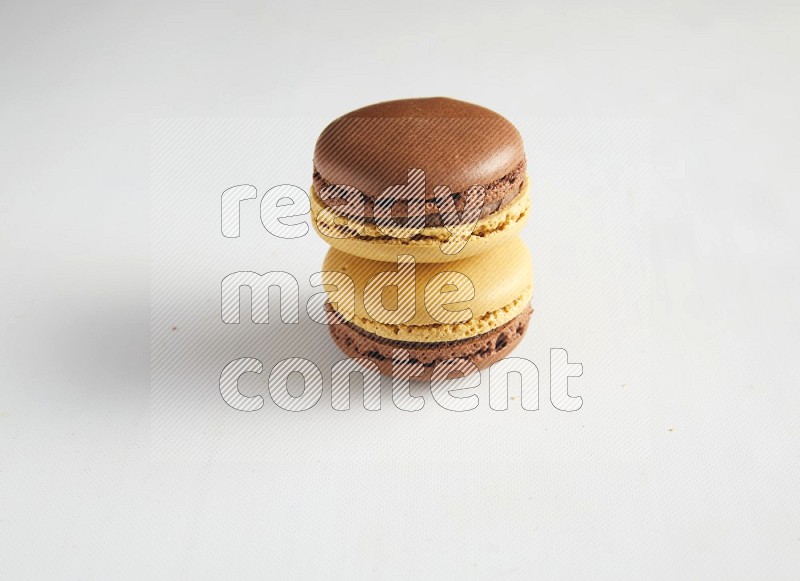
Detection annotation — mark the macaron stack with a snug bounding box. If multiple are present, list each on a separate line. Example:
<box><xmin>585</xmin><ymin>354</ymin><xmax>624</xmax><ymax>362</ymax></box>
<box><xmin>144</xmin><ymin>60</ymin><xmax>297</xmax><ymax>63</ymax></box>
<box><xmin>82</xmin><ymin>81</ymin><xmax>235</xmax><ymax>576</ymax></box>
<box><xmin>311</xmin><ymin>97</ymin><xmax>533</xmax><ymax>379</ymax></box>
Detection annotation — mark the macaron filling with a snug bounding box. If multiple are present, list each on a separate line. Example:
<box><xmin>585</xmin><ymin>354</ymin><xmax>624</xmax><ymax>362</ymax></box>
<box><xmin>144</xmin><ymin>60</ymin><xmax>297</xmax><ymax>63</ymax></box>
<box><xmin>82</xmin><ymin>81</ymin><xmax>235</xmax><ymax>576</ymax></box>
<box><xmin>331</xmin><ymin>284</ymin><xmax>533</xmax><ymax>343</ymax></box>
<box><xmin>312</xmin><ymin>178</ymin><xmax>530</xmax><ymax>245</ymax></box>
<box><xmin>312</xmin><ymin>159</ymin><xmax>527</xmax><ymax>228</ymax></box>
<box><xmin>328</xmin><ymin>305</ymin><xmax>532</xmax><ymax>378</ymax></box>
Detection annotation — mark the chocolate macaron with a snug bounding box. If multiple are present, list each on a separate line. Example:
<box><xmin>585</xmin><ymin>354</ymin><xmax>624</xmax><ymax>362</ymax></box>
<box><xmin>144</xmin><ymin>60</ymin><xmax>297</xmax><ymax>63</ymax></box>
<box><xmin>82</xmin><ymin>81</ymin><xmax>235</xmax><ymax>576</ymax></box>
<box><xmin>322</xmin><ymin>236</ymin><xmax>533</xmax><ymax>379</ymax></box>
<box><xmin>311</xmin><ymin>97</ymin><xmax>529</xmax><ymax>263</ymax></box>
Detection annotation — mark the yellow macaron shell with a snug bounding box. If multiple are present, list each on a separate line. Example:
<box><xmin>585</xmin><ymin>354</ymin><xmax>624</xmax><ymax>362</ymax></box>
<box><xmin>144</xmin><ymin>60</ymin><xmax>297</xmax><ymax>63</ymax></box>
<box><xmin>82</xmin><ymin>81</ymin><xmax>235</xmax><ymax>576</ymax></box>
<box><xmin>311</xmin><ymin>180</ymin><xmax>530</xmax><ymax>264</ymax></box>
<box><xmin>321</xmin><ymin>236</ymin><xmax>533</xmax><ymax>343</ymax></box>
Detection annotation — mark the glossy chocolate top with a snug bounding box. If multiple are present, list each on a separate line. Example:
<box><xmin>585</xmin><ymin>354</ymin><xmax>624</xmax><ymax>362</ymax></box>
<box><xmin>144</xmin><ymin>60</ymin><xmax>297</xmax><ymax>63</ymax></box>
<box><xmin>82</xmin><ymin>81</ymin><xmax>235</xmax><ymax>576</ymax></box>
<box><xmin>313</xmin><ymin>97</ymin><xmax>524</xmax><ymax>199</ymax></box>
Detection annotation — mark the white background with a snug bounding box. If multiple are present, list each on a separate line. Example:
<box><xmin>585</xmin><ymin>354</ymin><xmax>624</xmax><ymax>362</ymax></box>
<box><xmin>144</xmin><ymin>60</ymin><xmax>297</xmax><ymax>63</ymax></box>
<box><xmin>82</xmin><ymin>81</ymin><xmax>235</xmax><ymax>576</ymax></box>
<box><xmin>2</xmin><ymin>0</ymin><xmax>799</xmax><ymax>579</ymax></box>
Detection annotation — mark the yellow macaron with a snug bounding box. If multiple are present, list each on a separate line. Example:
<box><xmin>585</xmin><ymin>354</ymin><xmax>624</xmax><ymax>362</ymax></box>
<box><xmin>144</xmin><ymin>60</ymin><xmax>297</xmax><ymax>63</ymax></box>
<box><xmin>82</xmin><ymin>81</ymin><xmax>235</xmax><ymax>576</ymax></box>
<box><xmin>321</xmin><ymin>236</ymin><xmax>533</xmax><ymax>378</ymax></box>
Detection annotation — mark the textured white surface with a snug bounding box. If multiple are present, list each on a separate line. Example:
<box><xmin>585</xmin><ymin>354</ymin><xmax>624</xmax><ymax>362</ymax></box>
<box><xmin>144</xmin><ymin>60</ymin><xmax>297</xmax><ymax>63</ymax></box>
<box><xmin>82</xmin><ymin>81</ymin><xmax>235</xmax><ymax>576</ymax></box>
<box><xmin>1</xmin><ymin>1</ymin><xmax>799</xmax><ymax>578</ymax></box>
